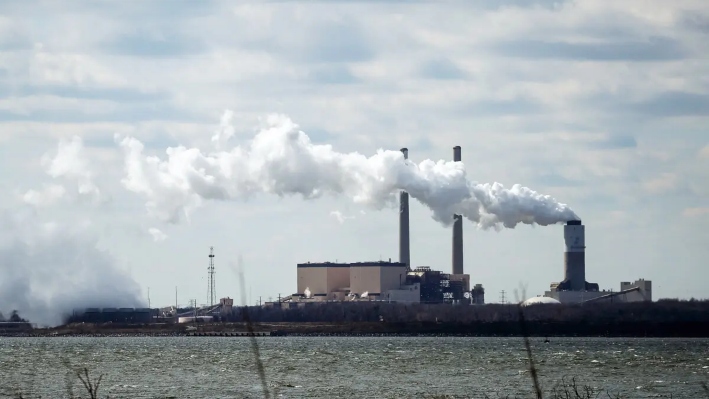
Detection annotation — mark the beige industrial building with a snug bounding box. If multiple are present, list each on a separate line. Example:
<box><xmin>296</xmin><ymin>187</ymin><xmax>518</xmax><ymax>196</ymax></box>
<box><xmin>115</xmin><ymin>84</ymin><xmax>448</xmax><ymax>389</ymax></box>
<box><xmin>296</xmin><ymin>262</ymin><xmax>350</xmax><ymax>299</ymax></box>
<box><xmin>296</xmin><ymin>261</ymin><xmax>410</xmax><ymax>301</ymax></box>
<box><xmin>350</xmin><ymin>262</ymin><xmax>408</xmax><ymax>296</ymax></box>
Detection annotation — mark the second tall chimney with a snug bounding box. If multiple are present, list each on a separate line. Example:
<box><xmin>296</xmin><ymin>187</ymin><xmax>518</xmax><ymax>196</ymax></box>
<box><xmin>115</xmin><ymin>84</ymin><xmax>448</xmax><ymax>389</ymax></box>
<box><xmin>452</xmin><ymin>146</ymin><xmax>464</xmax><ymax>275</ymax></box>
<box><xmin>399</xmin><ymin>148</ymin><xmax>410</xmax><ymax>268</ymax></box>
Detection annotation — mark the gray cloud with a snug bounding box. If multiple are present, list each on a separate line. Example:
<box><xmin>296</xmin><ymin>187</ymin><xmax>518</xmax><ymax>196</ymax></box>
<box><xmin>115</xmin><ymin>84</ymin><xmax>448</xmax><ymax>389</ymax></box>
<box><xmin>679</xmin><ymin>12</ymin><xmax>709</xmax><ymax>34</ymax></box>
<box><xmin>630</xmin><ymin>91</ymin><xmax>709</xmax><ymax>117</ymax></box>
<box><xmin>300</xmin><ymin>21</ymin><xmax>375</xmax><ymax>63</ymax></box>
<box><xmin>307</xmin><ymin>65</ymin><xmax>360</xmax><ymax>84</ymax></box>
<box><xmin>478</xmin><ymin>0</ymin><xmax>569</xmax><ymax>10</ymax></box>
<box><xmin>418</xmin><ymin>58</ymin><xmax>467</xmax><ymax>80</ymax></box>
<box><xmin>0</xmin><ymin>32</ymin><xmax>32</xmax><ymax>51</ymax></box>
<box><xmin>234</xmin><ymin>18</ymin><xmax>375</xmax><ymax>65</ymax></box>
<box><xmin>18</xmin><ymin>0</ymin><xmax>221</xmax><ymax>20</ymax></box>
<box><xmin>0</xmin><ymin>85</ymin><xmax>169</xmax><ymax>102</ymax></box>
<box><xmin>589</xmin><ymin>134</ymin><xmax>638</xmax><ymax>150</ymax></box>
<box><xmin>456</xmin><ymin>97</ymin><xmax>544</xmax><ymax>116</ymax></box>
<box><xmin>535</xmin><ymin>173</ymin><xmax>584</xmax><ymax>188</ymax></box>
<box><xmin>264</xmin><ymin>0</ymin><xmax>566</xmax><ymax>7</ymax></box>
<box><xmin>102</xmin><ymin>30</ymin><xmax>207</xmax><ymax>58</ymax></box>
<box><xmin>494</xmin><ymin>36</ymin><xmax>687</xmax><ymax>61</ymax></box>
<box><xmin>0</xmin><ymin>104</ymin><xmax>206</xmax><ymax>124</ymax></box>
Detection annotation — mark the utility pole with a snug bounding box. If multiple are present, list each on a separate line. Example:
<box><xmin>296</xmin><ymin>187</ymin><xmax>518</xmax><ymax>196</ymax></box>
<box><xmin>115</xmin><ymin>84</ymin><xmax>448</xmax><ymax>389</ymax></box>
<box><xmin>148</xmin><ymin>287</ymin><xmax>151</xmax><ymax>309</ymax></box>
<box><xmin>500</xmin><ymin>290</ymin><xmax>507</xmax><ymax>304</ymax></box>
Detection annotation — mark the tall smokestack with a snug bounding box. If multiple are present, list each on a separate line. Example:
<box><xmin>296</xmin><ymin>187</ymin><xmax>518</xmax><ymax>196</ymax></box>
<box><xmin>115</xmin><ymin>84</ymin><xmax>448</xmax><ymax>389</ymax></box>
<box><xmin>399</xmin><ymin>148</ymin><xmax>410</xmax><ymax>268</ymax></box>
<box><xmin>564</xmin><ymin>220</ymin><xmax>585</xmax><ymax>290</ymax></box>
<box><xmin>452</xmin><ymin>146</ymin><xmax>463</xmax><ymax>275</ymax></box>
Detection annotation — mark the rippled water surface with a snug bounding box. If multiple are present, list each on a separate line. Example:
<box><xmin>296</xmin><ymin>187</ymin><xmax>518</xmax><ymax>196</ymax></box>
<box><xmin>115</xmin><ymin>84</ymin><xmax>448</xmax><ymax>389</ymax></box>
<box><xmin>1</xmin><ymin>337</ymin><xmax>708</xmax><ymax>398</ymax></box>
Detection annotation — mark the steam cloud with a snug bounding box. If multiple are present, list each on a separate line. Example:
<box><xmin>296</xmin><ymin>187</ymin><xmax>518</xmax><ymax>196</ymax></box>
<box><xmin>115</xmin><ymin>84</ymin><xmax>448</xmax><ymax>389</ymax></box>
<box><xmin>0</xmin><ymin>208</ymin><xmax>145</xmax><ymax>326</ymax></box>
<box><xmin>22</xmin><ymin>136</ymin><xmax>103</xmax><ymax>207</ymax></box>
<box><xmin>2</xmin><ymin>138</ymin><xmax>144</xmax><ymax>326</ymax></box>
<box><xmin>118</xmin><ymin>113</ymin><xmax>578</xmax><ymax>228</ymax></box>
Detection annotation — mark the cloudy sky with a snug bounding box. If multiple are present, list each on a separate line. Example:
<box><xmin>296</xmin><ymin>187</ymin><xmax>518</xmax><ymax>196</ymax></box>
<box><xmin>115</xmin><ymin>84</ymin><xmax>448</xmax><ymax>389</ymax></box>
<box><xmin>1</xmin><ymin>0</ymin><xmax>707</xmax><ymax>320</ymax></box>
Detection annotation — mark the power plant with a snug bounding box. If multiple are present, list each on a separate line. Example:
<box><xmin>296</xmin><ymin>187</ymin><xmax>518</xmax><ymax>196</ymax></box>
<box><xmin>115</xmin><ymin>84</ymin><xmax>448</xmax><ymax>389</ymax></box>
<box><xmin>289</xmin><ymin>145</ymin><xmax>651</xmax><ymax>307</ymax></box>
<box><xmin>290</xmin><ymin>146</ymin><xmax>486</xmax><ymax>305</ymax></box>
<box><xmin>65</xmin><ymin>145</ymin><xmax>652</xmax><ymax>326</ymax></box>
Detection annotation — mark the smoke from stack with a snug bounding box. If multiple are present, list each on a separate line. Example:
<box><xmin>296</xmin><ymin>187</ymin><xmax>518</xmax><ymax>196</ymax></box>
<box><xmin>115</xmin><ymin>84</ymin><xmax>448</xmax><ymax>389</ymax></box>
<box><xmin>117</xmin><ymin>112</ymin><xmax>579</xmax><ymax>229</ymax></box>
<box><xmin>399</xmin><ymin>148</ymin><xmax>410</xmax><ymax>268</ymax></box>
<box><xmin>452</xmin><ymin>146</ymin><xmax>464</xmax><ymax>275</ymax></box>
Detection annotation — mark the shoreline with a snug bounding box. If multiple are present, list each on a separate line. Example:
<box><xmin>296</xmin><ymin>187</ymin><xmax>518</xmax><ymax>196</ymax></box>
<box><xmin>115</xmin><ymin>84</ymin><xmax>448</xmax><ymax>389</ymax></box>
<box><xmin>4</xmin><ymin>320</ymin><xmax>709</xmax><ymax>338</ymax></box>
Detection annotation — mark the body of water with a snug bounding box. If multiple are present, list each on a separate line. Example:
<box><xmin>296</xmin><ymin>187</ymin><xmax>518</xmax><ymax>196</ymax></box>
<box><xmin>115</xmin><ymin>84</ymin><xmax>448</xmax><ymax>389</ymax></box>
<box><xmin>1</xmin><ymin>336</ymin><xmax>708</xmax><ymax>398</ymax></box>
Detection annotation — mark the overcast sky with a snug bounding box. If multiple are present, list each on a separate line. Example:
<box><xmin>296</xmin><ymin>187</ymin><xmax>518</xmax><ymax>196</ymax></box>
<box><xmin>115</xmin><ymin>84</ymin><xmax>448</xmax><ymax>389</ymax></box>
<box><xmin>1</xmin><ymin>0</ymin><xmax>707</xmax><ymax>318</ymax></box>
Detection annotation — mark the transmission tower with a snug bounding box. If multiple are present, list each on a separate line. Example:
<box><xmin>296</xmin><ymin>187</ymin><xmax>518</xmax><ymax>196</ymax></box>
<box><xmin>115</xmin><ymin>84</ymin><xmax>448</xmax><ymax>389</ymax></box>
<box><xmin>208</xmin><ymin>246</ymin><xmax>216</xmax><ymax>306</ymax></box>
<box><xmin>499</xmin><ymin>290</ymin><xmax>507</xmax><ymax>304</ymax></box>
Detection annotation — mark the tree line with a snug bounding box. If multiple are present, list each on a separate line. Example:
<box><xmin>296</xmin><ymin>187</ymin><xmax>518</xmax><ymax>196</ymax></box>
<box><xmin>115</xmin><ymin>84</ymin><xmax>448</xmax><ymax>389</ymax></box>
<box><xmin>218</xmin><ymin>298</ymin><xmax>709</xmax><ymax>324</ymax></box>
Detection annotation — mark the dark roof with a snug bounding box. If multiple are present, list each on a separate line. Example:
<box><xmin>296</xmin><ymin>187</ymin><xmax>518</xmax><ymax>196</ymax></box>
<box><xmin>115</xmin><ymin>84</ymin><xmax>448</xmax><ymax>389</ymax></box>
<box><xmin>297</xmin><ymin>261</ymin><xmax>407</xmax><ymax>268</ymax></box>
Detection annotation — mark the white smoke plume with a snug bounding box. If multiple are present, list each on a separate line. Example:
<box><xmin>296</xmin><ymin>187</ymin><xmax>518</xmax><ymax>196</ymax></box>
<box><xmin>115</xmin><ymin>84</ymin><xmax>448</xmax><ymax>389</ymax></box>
<box><xmin>0</xmin><ymin>207</ymin><xmax>145</xmax><ymax>326</ymax></box>
<box><xmin>22</xmin><ymin>184</ymin><xmax>66</xmax><ymax>207</ymax></box>
<box><xmin>330</xmin><ymin>210</ymin><xmax>356</xmax><ymax>224</ymax></box>
<box><xmin>211</xmin><ymin>109</ymin><xmax>236</xmax><ymax>150</ymax></box>
<box><xmin>148</xmin><ymin>227</ymin><xmax>168</xmax><ymax>242</ymax></box>
<box><xmin>4</xmin><ymin>136</ymin><xmax>144</xmax><ymax>326</ymax></box>
<box><xmin>23</xmin><ymin>136</ymin><xmax>102</xmax><ymax>206</ymax></box>
<box><xmin>117</xmin><ymin>112</ymin><xmax>579</xmax><ymax>228</ymax></box>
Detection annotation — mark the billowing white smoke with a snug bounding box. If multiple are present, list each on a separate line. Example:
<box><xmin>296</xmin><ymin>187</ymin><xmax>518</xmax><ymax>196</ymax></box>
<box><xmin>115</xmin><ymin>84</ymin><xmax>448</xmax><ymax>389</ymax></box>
<box><xmin>304</xmin><ymin>287</ymin><xmax>312</xmax><ymax>299</ymax></box>
<box><xmin>1</xmin><ymin>137</ymin><xmax>145</xmax><ymax>326</ymax></box>
<box><xmin>116</xmin><ymin>113</ymin><xmax>578</xmax><ymax>228</ymax></box>
<box><xmin>0</xmin><ymin>208</ymin><xmax>145</xmax><ymax>327</ymax></box>
<box><xmin>23</xmin><ymin>136</ymin><xmax>102</xmax><ymax>206</ymax></box>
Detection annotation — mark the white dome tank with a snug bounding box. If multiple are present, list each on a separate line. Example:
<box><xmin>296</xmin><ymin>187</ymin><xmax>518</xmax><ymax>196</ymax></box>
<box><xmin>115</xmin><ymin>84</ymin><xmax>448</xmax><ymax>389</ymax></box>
<box><xmin>522</xmin><ymin>296</ymin><xmax>562</xmax><ymax>306</ymax></box>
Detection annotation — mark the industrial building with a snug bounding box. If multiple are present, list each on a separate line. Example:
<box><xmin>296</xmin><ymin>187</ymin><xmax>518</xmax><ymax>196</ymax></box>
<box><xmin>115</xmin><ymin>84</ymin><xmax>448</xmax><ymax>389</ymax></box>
<box><xmin>291</xmin><ymin>146</ymin><xmax>486</xmax><ymax>305</ymax></box>
<box><xmin>296</xmin><ymin>260</ymin><xmax>408</xmax><ymax>301</ymax></box>
<box><xmin>544</xmin><ymin>220</ymin><xmax>652</xmax><ymax>304</ymax></box>
<box><xmin>68</xmin><ymin>308</ymin><xmax>156</xmax><ymax>324</ymax></box>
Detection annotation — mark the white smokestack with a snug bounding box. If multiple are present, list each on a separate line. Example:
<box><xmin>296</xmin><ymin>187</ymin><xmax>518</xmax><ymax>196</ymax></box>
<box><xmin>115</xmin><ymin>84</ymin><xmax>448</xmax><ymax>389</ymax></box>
<box><xmin>117</xmin><ymin>113</ymin><xmax>579</xmax><ymax>229</ymax></box>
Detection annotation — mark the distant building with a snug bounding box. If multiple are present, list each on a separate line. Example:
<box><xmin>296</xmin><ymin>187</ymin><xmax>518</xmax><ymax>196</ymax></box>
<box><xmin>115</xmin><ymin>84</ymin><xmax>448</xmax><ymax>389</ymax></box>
<box><xmin>293</xmin><ymin>262</ymin><xmax>483</xmax><ymax>305</ymax></box>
